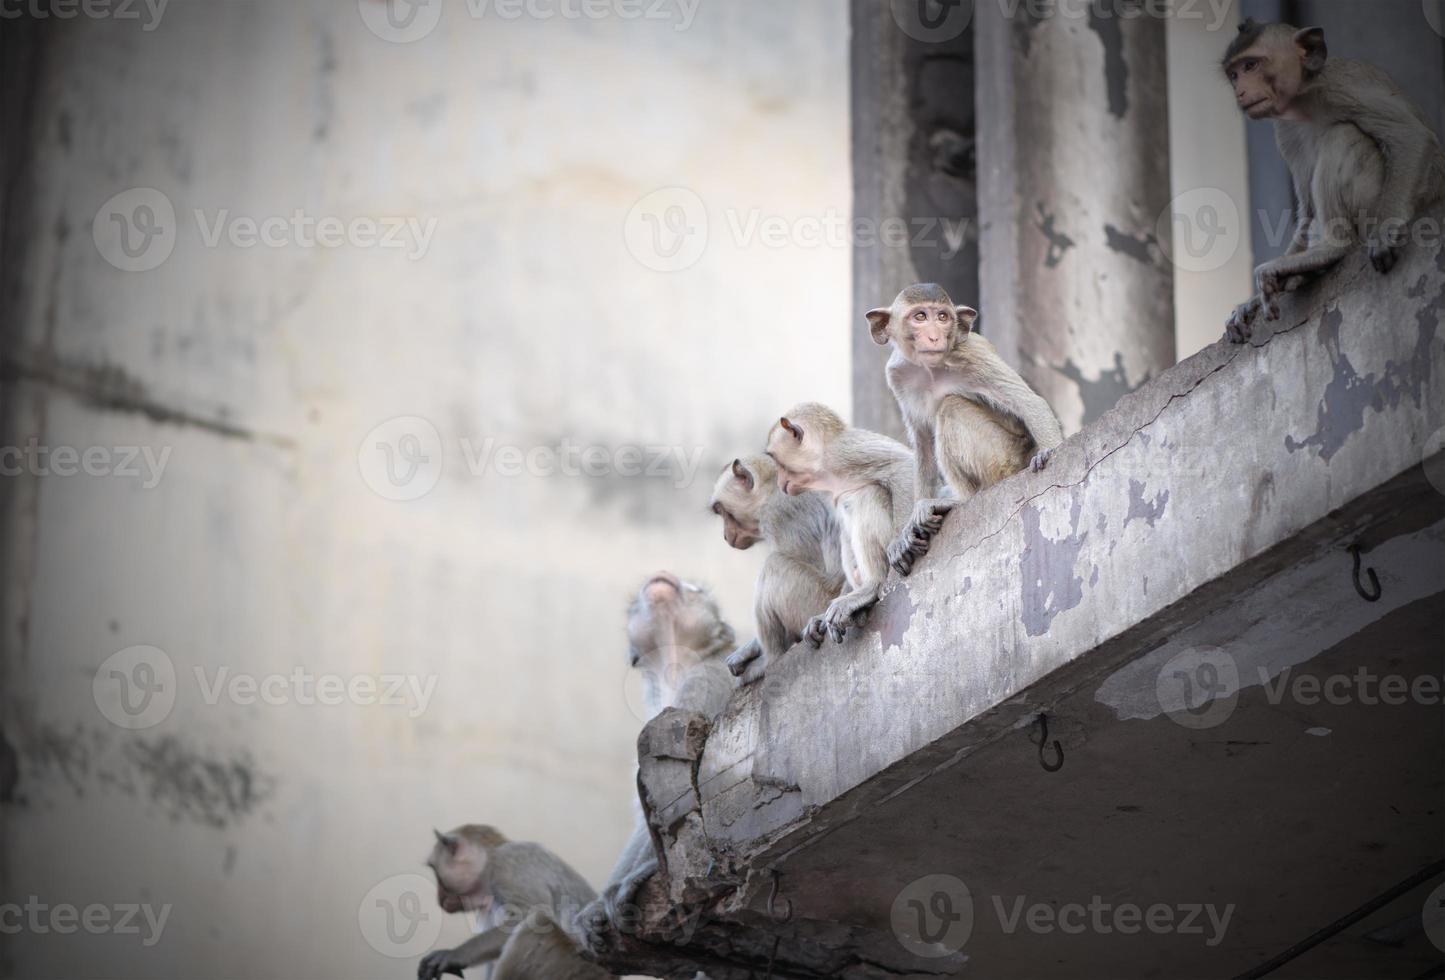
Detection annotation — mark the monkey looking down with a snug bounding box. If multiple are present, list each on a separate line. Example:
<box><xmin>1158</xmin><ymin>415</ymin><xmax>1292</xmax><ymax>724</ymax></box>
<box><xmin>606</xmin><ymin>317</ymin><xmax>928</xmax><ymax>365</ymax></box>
<box><xmin>766</xmin><ymin>403</ymin><xmax>916</xmax><ymax>645</ymax></box>
<box><xmin>1221</xmin><ymin>19</ymin><xmax>1445</xmax><ymax>341</ymax></box>
<box><xmin>710</xmin><ymin>454</ymin><xmax>845</xmax><ymax>683</ymax></box>
<box><xmin>867</xmin><ymin>283</ymin><xmax>1064</xmax><ymax>575</ymax></box>
<box><xmin>420</xmin><ymin>825</ymin><xmax>612</xmax><ymax>980</ymax></box>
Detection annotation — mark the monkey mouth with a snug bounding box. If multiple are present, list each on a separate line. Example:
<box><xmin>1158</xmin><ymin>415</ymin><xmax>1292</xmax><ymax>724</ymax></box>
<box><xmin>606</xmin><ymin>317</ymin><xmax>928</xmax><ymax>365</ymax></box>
<box><xmin>1241</xmin><ymin>98</ymin><xmax>1270</xmax><ymax>115</ymax></box>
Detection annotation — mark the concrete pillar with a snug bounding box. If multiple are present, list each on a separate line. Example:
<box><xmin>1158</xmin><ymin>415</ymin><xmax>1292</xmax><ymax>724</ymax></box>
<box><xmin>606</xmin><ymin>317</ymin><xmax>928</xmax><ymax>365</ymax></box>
<box><xmin>850</xmin><ymin>0</ymin><xmax>979</xmax><ymax>441</ymax></box>
<box><xmin>975</xmin><ymin>2</ymin><xmax>1176</xmax><ymax>432</ymax></box>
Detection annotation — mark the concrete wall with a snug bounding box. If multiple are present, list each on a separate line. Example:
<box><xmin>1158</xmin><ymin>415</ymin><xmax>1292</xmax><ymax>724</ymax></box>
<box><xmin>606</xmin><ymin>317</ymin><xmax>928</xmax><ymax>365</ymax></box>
<box><xmin>0</xmin><ymin>2</ymin><xmax>848</xmax><ymax>977</ymax></box>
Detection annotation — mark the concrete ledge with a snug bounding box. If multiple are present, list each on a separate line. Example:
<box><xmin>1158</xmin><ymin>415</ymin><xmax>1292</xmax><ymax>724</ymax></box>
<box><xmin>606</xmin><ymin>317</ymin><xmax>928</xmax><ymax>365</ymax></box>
<box><xmin>595</xmin><ymin>233</ymin><xmax>1445</xmax><ymax>979</ymax></box>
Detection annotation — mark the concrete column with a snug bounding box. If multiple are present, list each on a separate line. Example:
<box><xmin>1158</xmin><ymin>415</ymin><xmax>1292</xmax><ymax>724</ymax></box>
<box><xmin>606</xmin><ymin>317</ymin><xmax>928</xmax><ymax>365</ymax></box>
<box><xmin>850</xmin><ymin>0</ymin><xmax>979</xmax><ymax>441</ymax></box>
<box><xmin>975</xmin><ymin>2</ymin><xmax>1176</xmax><ymax>432</ymax></box>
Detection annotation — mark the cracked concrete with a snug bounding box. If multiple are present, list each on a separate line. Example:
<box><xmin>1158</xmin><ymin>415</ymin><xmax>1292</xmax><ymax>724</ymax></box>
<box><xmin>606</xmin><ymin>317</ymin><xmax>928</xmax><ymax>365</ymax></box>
<box><xmin>590</xmin><ymin>231</ymin><xmax>1445</xmax><ymax>978</ymax></box>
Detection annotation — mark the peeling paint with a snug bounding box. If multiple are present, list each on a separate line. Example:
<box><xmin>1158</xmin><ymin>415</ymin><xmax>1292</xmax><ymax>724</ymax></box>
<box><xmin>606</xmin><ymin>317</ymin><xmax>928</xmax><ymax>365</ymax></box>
<box><xmin>877</xmin><ymin>583</ymin><xmax>916</xmax><ymax>655</ymax></box>
<box><xmin>1124</xmin><ymin>478</ymin><xmax>1169</xmax><ymax>528</ymax></box>
<box><xmin>1285</xmin><ymin>299</ymin><xmax>1438</xmax><ymax>462</ymax></box>
<box><xmin>1104</xmin><ymin>223</ymin><xmax>1159</xmax><ymax>266</ymax></box>
<box><xmin>1058</xmin><ymin>351</ymin><xmax>1141</xmax><ymax>426</ymax></box>
<box><xmin>1087</xmin><ymin>6</ymin><xmax>1129</xmax><ymax>118</ymax></box>
<box><xmin>1019</xmin><ymin>496</ymin><xmax>1088</xmax><ymax>637</ymax></box>
<box><xmin>1035</xmin><ymin>203</ymin><xmax>1075</xmax><ymax>268</ymax></box>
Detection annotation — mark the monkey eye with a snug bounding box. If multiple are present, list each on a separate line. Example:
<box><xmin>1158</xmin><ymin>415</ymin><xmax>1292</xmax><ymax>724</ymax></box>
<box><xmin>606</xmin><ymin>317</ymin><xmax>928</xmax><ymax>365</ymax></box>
<box><xmin>913</xmin><ymin>310</ymin><xmax>927</xmax><ymax>321</ymax></box>
<box><xmin>937</xmin><ymin>311</ymin><xmax>949</xmax><ymax>321</ymax></box>
<box><xmin>1242</xmin><ymin>59</ymin><xmax>1258</xmax><ymax>72</ymax></box>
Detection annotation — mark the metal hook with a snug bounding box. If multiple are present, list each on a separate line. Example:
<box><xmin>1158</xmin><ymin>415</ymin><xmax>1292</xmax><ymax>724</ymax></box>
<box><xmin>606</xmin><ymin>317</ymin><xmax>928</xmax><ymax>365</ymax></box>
<box><xmin>767</xmin><ymin>869</ymin><xmax>792</xmax><ymax>923</ymax></box>
<box><xmin>1032</xmin><ymin>713</ymin><xmax>1064</xmax><ymax>773</ymax></box>
<box><xmin>1348</xmin><ymin>544</ymin><xmax>1382</xmax><ymax>602</ymax></box>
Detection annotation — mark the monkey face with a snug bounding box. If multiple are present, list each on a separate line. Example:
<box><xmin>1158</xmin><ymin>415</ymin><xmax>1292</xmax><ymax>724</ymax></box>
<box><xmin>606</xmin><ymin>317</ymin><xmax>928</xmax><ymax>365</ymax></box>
<box><xmin>427</xmin><ymin>837</ymin><xmax>489</xmax><ymax>913</ymax></box>
<box><xmin>710</xmin><ymin>457</ymin><xmax>767</xmax><ymax>549</ymax></box>
<box><xmin>1225</xmin><ymin>27</ymin><xmax>1322</xmax><ymax>120</ymax></box>
<box><xmin>868</xmin><ymin>288</ymin><xmax>978</xmax><ymax>366</ymax></box>
<box><xmin>626</xmin><ymin>572</ymin><xmax>725</xmax><ymax>669</ymax></box>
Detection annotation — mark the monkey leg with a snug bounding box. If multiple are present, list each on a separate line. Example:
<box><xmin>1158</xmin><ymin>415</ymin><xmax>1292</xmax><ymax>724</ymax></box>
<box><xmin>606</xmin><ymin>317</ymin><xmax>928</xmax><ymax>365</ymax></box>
<box><xmin>492</xmin><ymin>915</ymin><xmax>609</xmax><ymax>980</ymax></box>
<box><xmin>1254</xmin><ymin>243</ymin><xmax>1353</xmax><ymax>320</ymax></box>
<box><xmin>419</xmin><ymin>927</ymin><xmax>508</xmax><ymax>980</ymax></box>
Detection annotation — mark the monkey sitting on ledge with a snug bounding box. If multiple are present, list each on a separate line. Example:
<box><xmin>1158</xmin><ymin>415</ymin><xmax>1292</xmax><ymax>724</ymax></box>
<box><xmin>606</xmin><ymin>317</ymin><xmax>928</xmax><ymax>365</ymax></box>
<box><xmin>867</xmin><ymin>283</ymin><xmax>1064</xmax><ymax>576</ymax></box>
<box><xmin>1221</xmin><ymin>18</ymin><xmax>1445</xmax><ymax>341</ymax></box>
<box><xmin>710</xmin><ymin>454</ymin><xmax>845</xmax><ymax>683</ymax></box>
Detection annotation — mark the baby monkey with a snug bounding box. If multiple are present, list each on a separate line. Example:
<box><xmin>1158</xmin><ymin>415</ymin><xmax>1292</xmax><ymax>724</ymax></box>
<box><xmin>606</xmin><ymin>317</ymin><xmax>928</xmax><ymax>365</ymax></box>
<box><xmin>766</xmin><ymin>403</ymin><xmax>915</xmax><ymax>645</ymax></box>
<box><xmin>868</xmin><ymin>283</ymin><xmax>1064</xmax><ymax>575</ymax></box>
<box><xmin>710</xmin><ymin>454</ymin><xmax>845</xmax><ymax>682</ymax></box>
<box><xmin>421</xmin><ymin>824</ymin><xmax>611</xmax><ymax>980</ymax></box>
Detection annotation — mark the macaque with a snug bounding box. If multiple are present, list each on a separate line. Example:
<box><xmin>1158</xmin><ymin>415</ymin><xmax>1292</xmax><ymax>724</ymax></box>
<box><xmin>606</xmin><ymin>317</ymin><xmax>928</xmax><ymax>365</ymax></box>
<box><xmin>420</xmin><ymin>825</ymin><xmax>611</xmax><ymax>980</ymax></box>
<box><xmin>581</xmin><ymin>573</ymin><xmax>735</xmax><ymax>953</ymax></box>
<box><xmin>766</xmin><ymin>403</ymin><xmax>915</xmax><ymax>645</ymax></box>
<box><xmin>710</xmin><ymin>454</ymin><xmax>846</xmax><ymax>683</ymax></box>
<box><xmin>1221</xmin><ymin>19</ymin><xmax>1445</xmax><ymax>341</ymax></box>
<box><xmin>867</xmin><ymin>284</ymin><xmax>1064</xmax><ymax>575</ymax></box>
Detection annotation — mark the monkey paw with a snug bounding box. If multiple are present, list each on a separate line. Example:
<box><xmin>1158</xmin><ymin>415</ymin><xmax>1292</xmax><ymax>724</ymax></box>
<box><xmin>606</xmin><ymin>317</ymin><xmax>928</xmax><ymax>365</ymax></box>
<box><xmin>1224</xmin><ymin>296</ymin><xmax>1261</xmax><ymax>343</ymax></box>
<box><xmin>725</xmin><ymin>640</ymin><xmax>763</xmax><ymax>680</ymax></box>
<box><xmin>803</xmin><ymin>614</ymin><xmax>829</xmax><ymax>648</ymax></box>
<box><xmin>417</xmin><ymin>948</ymin><xmax>468</xmax><ymax>980</ymax></box>
<box><xmin>886</xmin><ymin>533</ymin><xmax>919</xmax><ymax>577</ymax></box>
<box><xmin>821</xmin><ymin>592</ymin><xmax>878</xmax><ymax>644</ymax></box>
<box><xmin>579</xmin><ymin>897</ymin><xmax>616</xmax><ymax>956</ymax></box>
<box><xmin>1029</xmin><ymin>448</ymin><xmax>1055</xmax><ymax>473</ymax></box>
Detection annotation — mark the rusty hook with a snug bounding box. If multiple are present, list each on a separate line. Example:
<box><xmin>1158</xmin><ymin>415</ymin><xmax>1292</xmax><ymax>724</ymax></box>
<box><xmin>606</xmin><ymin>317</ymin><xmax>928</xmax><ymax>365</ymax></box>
<box><xmin>1348</xmin><ymin>544</ymin><xmax>1382</xmax><ymax>602</ymax></box>
<box><xmin>767</xmin><ymin>868</ymin><xmax>792</xmax><ymax>923</ymax></box>
<box><xmin>1032</xmin><ymin>713</ymin><xmax>1064</xmax><ymax>773</ymax></box>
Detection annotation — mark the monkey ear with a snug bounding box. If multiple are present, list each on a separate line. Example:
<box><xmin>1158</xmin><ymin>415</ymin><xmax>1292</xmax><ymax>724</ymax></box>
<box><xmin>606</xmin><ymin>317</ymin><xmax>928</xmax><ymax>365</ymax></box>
<box><xmin>1294</xmin><ymin>27</ymin><xmax>1327</xmax><ymax>73</ymax></box>
<box><xmin>434</xmin><ymin>829</ymin><xmax>459</xmax><ymax>853</ymax></box>
<box><xmin>731</xmin><ymin>458</ymin><xmax>754</xmax><ymax>490</ymax></box>
<box><xmin>780</xmin><ymin>417</ymin><xmax>802</xmax><ymax>440</ymax></box>
<box><xmin>865</xmin><ymin>308</ymin><xmax>892</xmax><ymax>346</ymax></box>
<box><xmin>955</xmin><ymin>306</ymin><xmax>979</xmax><ymax>335</ymax></box>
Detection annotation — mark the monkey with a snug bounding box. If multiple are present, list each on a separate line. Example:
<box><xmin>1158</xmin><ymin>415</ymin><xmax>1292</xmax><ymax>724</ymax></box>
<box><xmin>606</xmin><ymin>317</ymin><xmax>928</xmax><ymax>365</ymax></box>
<box><xmin>419</xmin><ymin>824</ymin><xmax>613</xmax><ymax>980</ymax></box>
<box><xmin>765</xmin><ymin>403</ymin><xmax>916</xmax><ymax>645</ymax></box>
<box><xmin>709</xmin><ymin>454</ymin><xmax>846</xmax><ymax>683</ymax></box>
<box><xmin>1221</xmin><ymin>19</ymin><xmax>1445</xmax><ymax>342</ymax></box>
<box><xmin>866</xmin><ymin>283</ymin><xmax>1065</xmax><ymax>576</ymax></box>
<box><xmin>580</xmin><ymin>573</ymin><xmax>735</xmax><ymax>955</ymax></box>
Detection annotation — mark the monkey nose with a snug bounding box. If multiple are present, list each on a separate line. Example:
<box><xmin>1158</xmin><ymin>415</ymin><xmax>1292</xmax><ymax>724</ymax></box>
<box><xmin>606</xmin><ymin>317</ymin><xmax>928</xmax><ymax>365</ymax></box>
<box><xmin>642</xmin><ymin>572</ymin><xmax>681</xmax><ymax>603</ymax></box>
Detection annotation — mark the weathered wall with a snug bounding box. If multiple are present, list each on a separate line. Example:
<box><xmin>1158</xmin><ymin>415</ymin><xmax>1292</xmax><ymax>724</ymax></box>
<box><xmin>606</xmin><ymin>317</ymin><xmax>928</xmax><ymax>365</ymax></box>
<box><xmin>0</xmin><ymin>3</ymin><xmax>848</xmax><ymax>978</ymax></box>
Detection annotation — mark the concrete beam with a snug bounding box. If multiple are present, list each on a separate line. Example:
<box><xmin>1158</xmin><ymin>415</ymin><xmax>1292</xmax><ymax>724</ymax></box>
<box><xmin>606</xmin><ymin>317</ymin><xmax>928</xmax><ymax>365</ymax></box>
<box><xmin>592</xmin><ymin>230</ymin><xmax>1445</xmax><ymax>977</ymax></box>
<box><xmin>975</xmin><ymin>3</ymin><xmax>1176</xmax><ymax>431</ymax></box>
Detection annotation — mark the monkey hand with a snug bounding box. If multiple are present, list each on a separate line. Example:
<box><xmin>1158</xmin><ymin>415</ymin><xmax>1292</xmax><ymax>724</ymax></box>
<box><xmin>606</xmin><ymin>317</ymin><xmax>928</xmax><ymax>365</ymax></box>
<box><xmin>1029</xmin><ymin>448</ymin><xmax>1055</xmax><ymax>473</ymax></box>
<box><xmin>579</xmin><ymin>897</ymin><xmax>616</xmax><ymax>956</ymax></box>
<box><xmin>417</xmin><ymin>948</ymin><xmax>468</xmax><ymax>980</ymax></box>
<box><xmin>803</xmin><ymin>613</ymin><xmax>829</xmax><ymax>648</ymax></box>
<box><xmin>1224</xmin><ymin>296</ymin><xmax>1262</xmax><ymax>343</ymax></box>
<box><xmin>1367</xmin><ymin>222</ymin><xmax>1406</xmax><ymax>275</ymax></box>
<box><xmin>725</xmin><ymin>639</ymin><xmax>763</xmax><ymax>680</ymax></box>
<box><xmin>609</xmin><ymin>860</ymin><xmax>658</xmax><ymax>922</ymax></box>
<box><xmin>889</xmin><ymin>500</ymin><xmax>954</xmax><ymax>576</ymax></box>
<box><xmin>821</xmin><ymin>589</ymin><xmax>879</xmax><ymax>644</ymax></box>
<box><xmin>1255</xmin><ymin>265</ymin><xmax>1288</xmax><ymax>322</ymax></box>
